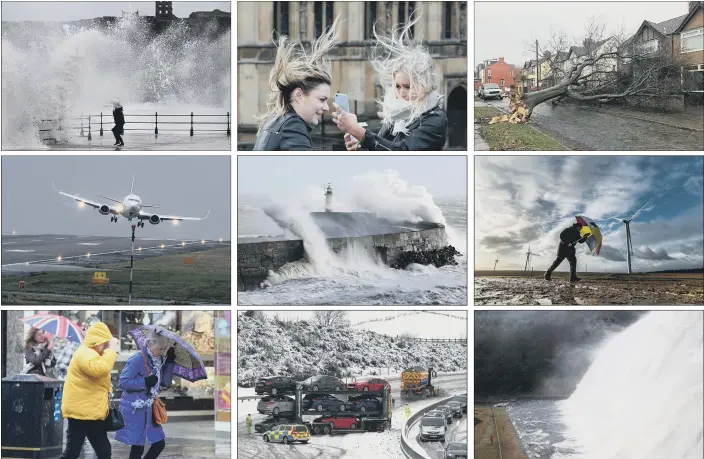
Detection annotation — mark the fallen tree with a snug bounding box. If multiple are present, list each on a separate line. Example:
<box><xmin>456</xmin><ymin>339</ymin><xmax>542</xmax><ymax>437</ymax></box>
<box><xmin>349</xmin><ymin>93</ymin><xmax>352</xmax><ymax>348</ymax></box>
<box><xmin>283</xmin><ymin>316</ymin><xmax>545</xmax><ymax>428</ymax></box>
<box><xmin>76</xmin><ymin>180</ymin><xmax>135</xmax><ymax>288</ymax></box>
<box><xmin>496</xmin><ymin>18</ymin><xmax>685</xmax><ymax>123</ymax></box>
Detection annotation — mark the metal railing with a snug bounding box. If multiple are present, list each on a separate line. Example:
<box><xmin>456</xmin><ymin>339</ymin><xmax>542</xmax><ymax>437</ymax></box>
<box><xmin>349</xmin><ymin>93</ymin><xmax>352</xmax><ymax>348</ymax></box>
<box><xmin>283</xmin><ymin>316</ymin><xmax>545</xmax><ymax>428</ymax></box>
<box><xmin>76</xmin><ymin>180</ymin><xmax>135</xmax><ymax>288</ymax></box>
<box><xmin>37</xmin><ymin>111</ymin><xmax>231</xmax><ymax>141</ymax></box>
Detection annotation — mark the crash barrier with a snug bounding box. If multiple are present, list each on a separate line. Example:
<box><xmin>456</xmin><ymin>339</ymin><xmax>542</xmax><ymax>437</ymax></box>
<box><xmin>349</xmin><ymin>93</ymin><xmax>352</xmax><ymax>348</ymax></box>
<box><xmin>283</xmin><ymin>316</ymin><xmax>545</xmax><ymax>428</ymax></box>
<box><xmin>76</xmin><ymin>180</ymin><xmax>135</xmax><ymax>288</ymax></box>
<box><xmin>37</xmin><ymin>112</ymin><xmax>231</xmax><ymax>141</ymax></box>
<box><xmin>395</xmin><ymin>337</ymin><xmax>468</xmax><ymax>344</ymax></box>
<box><xmin>400</xmin><ymin>396</ymin><xmax>453</xmax><ymax>459</ymax></box>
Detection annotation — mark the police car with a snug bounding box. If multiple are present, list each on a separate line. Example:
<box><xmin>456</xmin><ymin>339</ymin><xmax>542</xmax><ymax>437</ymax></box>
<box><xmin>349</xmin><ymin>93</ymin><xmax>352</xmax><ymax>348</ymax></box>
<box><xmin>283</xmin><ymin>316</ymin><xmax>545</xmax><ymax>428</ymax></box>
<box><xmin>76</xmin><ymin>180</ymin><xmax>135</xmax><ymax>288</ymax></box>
<box><xmin>262</xmin><ymin>424</ymin><xmax>311</xmax><ymax>444</ymax></box>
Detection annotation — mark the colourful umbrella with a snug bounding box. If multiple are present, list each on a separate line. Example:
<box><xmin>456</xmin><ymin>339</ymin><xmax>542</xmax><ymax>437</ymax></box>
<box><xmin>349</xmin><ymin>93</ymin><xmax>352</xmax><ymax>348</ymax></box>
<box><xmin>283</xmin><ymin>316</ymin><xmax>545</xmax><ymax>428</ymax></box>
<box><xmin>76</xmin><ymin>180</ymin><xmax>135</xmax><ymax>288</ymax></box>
<box><xmin>575</xmin><ymin>215</ymin><xmax>603</xmax><ymax>255</ymax></box>
<box><xmin>127</xmin><ymin>325</ymin><xmax>208</xmax><ymax>382</ymax></box>
<box><xmin>20</xmin><ymin>314</ymin><xmax>85</xmax><ymax>344</ymax></box>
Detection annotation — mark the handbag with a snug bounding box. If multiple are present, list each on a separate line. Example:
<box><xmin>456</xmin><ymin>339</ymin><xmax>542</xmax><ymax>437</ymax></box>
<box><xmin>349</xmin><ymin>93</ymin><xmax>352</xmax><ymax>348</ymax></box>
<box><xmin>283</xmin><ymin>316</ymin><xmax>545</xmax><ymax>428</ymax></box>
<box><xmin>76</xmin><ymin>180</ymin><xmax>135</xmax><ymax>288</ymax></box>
<box><xmin>104</xmin><ymin>393</ymin><xmax>124</xmax><ymax>432</ymax></box>
<box><xmin>141</xmin><ymin>352</ymin><xmax>168</xmax><ymax>425</ymax></box>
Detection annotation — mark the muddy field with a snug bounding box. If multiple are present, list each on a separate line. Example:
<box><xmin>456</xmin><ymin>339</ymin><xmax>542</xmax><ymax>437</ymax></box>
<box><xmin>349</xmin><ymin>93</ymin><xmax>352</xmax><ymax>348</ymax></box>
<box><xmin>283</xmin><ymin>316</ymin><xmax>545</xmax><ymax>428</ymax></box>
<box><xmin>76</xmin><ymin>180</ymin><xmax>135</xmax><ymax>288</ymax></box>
<box><xmin>475</xmin><ymin>272</ymin><xmax>703</xmax><ymax>305</ymax></box>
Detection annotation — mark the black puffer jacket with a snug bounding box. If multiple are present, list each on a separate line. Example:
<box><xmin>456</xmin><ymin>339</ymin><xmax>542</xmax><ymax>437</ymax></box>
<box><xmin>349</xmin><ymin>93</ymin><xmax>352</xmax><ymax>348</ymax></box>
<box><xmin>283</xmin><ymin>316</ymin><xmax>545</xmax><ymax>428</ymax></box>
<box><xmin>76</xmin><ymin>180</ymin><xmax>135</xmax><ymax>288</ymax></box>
<box><xmin>113</xmin><ymin>107</ymin><xmax>125</xmax><ymax>127</ymax></box>
<box><xmin>360</xmin><ymin>105</ymin><xmax>447</xmax><ymax>151</ymax></box>
<box><xmin>253</xmin><ymin>110</ymin><xmax>313</xmax><ymax>151</ymax></box>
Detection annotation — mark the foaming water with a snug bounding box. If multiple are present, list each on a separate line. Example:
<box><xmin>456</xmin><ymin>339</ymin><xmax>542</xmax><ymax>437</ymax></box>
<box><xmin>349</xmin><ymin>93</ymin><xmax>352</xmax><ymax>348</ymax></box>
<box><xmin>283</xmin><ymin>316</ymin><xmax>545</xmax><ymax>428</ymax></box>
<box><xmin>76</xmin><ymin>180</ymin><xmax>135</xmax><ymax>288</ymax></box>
<box><xmin>558</xmin><ymin>311</ymin><xmax>703</xmax><ymax>459</ymax></box>
<box><xmin>2</xmin><ymin>16</ymin><xmax>230</xmax><ymax>148</ymax></box>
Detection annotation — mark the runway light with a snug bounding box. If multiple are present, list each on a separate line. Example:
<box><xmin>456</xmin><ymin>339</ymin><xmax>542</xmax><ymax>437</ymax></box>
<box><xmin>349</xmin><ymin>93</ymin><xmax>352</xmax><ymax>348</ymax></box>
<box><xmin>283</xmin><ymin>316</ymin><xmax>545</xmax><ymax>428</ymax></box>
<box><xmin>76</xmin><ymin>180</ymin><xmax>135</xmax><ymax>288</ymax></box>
<box><xmin>57</xmin><ymin>256</ymin><xmax>62</xmax><ymax>262</ymax></box>
<box><xmin>86</xmin><ymin>253</ymin><xmax>91</xmax><ymax>257</ymax></box>
<box><xmin>181</xmin><ymin>241</ymin><xmax>185</xmax><ymax>247</ymax></box>
<box><xmin>160</xmin><ymin>244</ymin><xmax>165</xmax><ymax>249</ymax></box>
<box><xmin>219</xmin><ymin>238</ymin><xmax>222</xmax><ymax>243</ymax></box>
<box><xmin>201</xmin><ymin>239</ymin><xmax>205</xmax><ymax>244</ymax></box>
<box><xmin>25</xmin><ymin>262</ymin><xmax>29</xmax><ymax>265</ymax></box>
<box><xmin>138</xmin><ymin>247</ymin><xmax>142</xmax><ymax>252</ymax></box>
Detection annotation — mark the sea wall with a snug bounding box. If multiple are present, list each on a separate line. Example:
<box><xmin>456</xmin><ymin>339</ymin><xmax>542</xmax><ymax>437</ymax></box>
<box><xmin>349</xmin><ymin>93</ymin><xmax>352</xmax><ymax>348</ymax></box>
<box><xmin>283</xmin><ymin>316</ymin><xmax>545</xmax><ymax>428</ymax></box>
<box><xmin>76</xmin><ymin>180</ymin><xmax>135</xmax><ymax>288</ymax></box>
<box><xmin>237</xmin><ymin>225</ymin><xmax>447</xmax><ymax>291</ymax></box>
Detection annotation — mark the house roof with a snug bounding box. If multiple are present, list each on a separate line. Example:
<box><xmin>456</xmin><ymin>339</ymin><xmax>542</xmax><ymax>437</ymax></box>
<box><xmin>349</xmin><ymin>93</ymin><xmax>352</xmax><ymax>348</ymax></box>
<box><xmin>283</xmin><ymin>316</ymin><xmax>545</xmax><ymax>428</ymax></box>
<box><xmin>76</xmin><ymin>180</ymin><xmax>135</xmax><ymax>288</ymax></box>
<box><xmin>673</xmin><ymin>2</ymin><xmax>704</xmax><ymax>34</ymax></box>
<box><xmin>556</xmin><ymin>50</ymin><xmax>570</xmax><ymax>61</ymax></box>
<box><xmin>635</xmin><ymin>13</ymin><xmax>688</xmax><ymax>40</ymax></box>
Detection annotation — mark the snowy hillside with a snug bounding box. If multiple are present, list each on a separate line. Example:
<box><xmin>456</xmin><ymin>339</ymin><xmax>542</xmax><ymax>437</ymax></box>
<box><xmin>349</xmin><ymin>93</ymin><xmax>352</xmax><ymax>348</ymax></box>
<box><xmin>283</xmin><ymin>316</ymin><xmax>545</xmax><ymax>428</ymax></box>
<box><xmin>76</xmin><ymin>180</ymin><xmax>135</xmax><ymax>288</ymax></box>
<box><xmin>350</xmin><ymin>311</ymin><xmax>467</xmax><ymax>339</ymax></box>
<box><xmin>237</xmin><ymin>313</ymin><xmax>468</xmax><ymax>386</ymax></box>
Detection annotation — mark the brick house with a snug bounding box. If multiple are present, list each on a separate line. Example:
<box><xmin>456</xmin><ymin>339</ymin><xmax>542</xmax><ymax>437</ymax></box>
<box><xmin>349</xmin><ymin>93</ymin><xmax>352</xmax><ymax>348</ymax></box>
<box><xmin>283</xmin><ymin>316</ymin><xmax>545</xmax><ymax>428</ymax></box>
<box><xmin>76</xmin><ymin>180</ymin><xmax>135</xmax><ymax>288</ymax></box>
<box><xmin>482</xmin><ymin>57</ymin><xmax>517</xmax><ymax>90</ymax></box>
<box><xmin>673</xmin><ymin>2</ymin><xmax>704</xmax><ymax>94</ymax></box>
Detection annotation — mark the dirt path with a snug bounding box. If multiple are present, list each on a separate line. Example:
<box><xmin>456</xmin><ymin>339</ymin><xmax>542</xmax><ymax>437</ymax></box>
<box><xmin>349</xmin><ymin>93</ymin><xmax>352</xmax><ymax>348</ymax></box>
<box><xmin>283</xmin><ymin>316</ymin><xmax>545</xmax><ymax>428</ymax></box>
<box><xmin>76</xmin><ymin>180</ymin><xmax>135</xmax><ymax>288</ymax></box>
<box><xmin>475</xmin><ymin>276</ymin><xmax>704</xmax><ymax>305</ymax></box>
<box><xmin>474</xmin><ymin>405</ymin><xmax>526</xmax><ymax>459</ymax></box>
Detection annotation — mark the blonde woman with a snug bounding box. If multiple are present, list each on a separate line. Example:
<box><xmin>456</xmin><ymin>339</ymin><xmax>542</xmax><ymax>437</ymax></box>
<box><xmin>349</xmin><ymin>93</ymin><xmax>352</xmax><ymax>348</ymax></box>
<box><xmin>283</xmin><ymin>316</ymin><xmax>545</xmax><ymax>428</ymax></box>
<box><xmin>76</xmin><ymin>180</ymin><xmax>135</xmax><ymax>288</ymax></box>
<box><xmin>333</xmin><ymin>15</ymin><xmax>447</xmax><ymax>151</ymax></box>
<box><xmin>23</xmin><ymin>327</ymin><xmax>56</xmax><ymax>377</ymax></box>
<box><xmin>253</xmin><ymin>18</ymin><xmax>341</xmax><ymax>151</ymax></box>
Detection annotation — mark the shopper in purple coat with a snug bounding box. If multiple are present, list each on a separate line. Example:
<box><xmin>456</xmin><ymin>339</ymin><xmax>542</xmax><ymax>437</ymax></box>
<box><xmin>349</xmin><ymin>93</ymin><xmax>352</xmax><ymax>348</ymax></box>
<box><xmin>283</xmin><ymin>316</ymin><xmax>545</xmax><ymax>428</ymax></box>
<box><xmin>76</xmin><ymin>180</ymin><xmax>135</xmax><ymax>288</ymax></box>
<box><xmin>115</xmin><ymin>331</ymin><xmax>175</xmax><ymax>459</ymax></box>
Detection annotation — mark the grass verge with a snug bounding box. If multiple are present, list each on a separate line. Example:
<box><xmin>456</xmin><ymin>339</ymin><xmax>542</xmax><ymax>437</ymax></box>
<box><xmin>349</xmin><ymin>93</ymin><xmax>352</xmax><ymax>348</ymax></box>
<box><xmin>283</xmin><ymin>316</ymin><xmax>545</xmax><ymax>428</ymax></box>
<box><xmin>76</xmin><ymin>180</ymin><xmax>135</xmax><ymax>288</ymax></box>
<box><xmin>1</xmin><ymin>247</ymin><xmax>231</xmax><ymax>304</ymax></box>
<box><xmin>475</xmin><ymin>105</ymin><xmax>567</xmax><ymax>151</ymax></box>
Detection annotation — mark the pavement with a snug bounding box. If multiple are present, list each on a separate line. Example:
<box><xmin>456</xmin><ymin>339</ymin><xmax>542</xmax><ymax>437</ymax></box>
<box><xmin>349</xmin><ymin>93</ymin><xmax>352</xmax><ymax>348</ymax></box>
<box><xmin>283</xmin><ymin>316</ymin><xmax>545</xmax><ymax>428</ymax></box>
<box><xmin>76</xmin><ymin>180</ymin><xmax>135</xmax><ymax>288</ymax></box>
<box><xmin>40</xmin><ymin>133</ymin><xmax>231</xmax><ymax>151</ymax></box>
<box><xmin>60</xmin><ymin>419</ymin><xmax>230</xmax><ymax>458</ymax></box>
<box><xmin>481</xmin><ymin>98</ymin><xmax>704</xmax><ymax>150</ymax></box>
<box><xmin>1</xmin><ymin>234</ymin><xmax>229</xmax><ymax>274</ymax></box>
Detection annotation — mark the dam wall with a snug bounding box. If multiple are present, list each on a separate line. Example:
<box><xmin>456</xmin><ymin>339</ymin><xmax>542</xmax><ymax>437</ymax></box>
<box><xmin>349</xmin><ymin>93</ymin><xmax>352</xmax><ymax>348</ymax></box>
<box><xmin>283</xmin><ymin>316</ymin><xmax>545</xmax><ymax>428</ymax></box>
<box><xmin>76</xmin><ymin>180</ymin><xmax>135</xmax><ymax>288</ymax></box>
<box><xmin>237</xmin><ymin>225</ymin><xmax>447</xmax><ymax>291</ymax></box>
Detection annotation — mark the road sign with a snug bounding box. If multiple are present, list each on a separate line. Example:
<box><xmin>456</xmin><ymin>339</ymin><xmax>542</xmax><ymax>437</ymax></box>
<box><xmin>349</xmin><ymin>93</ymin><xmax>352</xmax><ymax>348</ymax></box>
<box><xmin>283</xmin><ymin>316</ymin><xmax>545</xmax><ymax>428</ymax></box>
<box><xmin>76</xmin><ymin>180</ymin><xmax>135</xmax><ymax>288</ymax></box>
<box><xmin>184</xmin><ymin>258</ymin><xmax>195</xmax><ymax>265</ymax></box>
<box><xmin>93</xmin><ymin>272</ymin><xmax>107</xmax><ymax>279</ymax></box>
<box><xmin>92</xmin><ymin>278</ymin><xmax>110</xmax><ymax>285</ymax></box>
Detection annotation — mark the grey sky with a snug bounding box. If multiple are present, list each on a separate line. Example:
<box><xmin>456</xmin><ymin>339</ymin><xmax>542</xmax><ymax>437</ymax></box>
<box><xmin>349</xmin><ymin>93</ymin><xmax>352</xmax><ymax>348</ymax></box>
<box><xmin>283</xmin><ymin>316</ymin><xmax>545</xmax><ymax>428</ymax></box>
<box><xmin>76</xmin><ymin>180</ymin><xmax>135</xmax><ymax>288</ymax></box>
<box><xmin>237</xmin><ymin>156</ymin><xmax>467</xmax><ymax>199</ymax></box>
<box><xmin>1</xmin><ymin>1</ymin><xmax>230</xmax><ymax>22</ymax></box>
<box><xmin>475</xmin><ymin>2</ymin><xmax>692</xmax><ymax>69</ymax></box>
<box><xmin>1</xmin><ymin>156</ymin><xmax>230</xmax><ymax>240</ymax></box>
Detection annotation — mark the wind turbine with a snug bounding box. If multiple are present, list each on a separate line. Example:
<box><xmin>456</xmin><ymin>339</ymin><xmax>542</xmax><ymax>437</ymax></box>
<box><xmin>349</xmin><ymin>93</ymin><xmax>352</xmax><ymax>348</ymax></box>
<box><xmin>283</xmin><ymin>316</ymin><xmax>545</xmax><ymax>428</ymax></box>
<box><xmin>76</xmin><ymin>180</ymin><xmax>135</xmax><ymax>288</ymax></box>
<box><xmin>607</xmin><ymin>198</ymin><xmax>652</xmax><ymax>274</ymax></box>
<box><xmin>494</xmin><ymin>257</ymin><xmax>499</xmax><ymax>270</ymax></box>
<box><xmin>524</xmin><ymin>245</ymin><xmax>533</xmax><ymax>271</ymax></box>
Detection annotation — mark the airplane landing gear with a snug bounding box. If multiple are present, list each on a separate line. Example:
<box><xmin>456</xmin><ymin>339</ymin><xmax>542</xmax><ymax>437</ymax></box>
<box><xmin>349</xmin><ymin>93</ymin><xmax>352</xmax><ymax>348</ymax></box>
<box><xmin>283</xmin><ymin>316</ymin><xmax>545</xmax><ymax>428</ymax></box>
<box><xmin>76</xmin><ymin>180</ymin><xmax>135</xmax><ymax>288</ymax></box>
<box><xmin>137</xmin><ymin>221</ymin><xmax>144</xmax><ymax>228</ymax></box>
<box><xmin>110</xmin><ymin>216</ymin><xmax>117</xmax><ymax>223</ymax></box>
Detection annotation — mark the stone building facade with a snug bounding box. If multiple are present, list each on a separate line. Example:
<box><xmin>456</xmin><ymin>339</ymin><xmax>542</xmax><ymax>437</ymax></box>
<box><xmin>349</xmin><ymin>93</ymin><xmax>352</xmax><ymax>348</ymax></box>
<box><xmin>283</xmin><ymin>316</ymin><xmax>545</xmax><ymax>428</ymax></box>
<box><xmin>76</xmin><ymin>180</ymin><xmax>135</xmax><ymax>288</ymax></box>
<box><xmin>237</xmin><ymin>1</ymin><xmax>467</xmax><ymax>149</ymax></box>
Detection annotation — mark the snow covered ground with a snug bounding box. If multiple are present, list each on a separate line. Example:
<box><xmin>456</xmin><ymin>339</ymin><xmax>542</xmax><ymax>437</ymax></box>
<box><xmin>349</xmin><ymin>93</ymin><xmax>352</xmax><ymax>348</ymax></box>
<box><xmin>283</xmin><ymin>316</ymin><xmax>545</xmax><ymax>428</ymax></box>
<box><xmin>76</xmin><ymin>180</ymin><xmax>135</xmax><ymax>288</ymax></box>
<box><xmin>237</xmin><ymin>313</ymin><xmax>467</xmax><ymax>386</ymax></box>
<box><xmin>45</xmin><ymin>132</ymin><xmax>230</xmax><ymax>150</ymax></box>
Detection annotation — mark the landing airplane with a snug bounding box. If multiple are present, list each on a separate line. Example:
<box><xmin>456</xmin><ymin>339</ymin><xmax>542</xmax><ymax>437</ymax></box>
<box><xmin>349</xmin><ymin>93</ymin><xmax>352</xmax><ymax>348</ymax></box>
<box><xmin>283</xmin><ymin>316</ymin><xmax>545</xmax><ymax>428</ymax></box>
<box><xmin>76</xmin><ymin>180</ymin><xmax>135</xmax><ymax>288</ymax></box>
<box><xmin>53</xmin><ymin>173</ymin><xmax>210</xmax><ymax>227</ymax></box>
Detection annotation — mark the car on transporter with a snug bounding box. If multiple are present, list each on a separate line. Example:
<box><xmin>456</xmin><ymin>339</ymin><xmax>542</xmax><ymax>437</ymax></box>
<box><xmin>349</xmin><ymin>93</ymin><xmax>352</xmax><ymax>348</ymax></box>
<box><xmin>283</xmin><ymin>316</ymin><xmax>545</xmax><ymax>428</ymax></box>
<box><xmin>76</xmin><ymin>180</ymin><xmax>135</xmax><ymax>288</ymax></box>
<box><xmin>347</xmin><ymin>376</ymin><xmax>391</xmax><ymax>393</ymax></box>
<box><xmin>256</xmin><ymin>395</ymin><xmax>295</xmax><ymax>416</ymax></box>
<box><xmin>311</xmin><ymin>415</ymin><xmax>361</xmax><ymax>434</ymax></box>
<box><xmin>302</xmin><ymin>394</ymin><xmax>348</xmax><ymax>412</ymax></box>
<box><xmin>254</xmin><ymin>376</ymin><xmax>297</xmax><ymax>395</ymax></box>
<box><xmin>346</xmin><ymin>395</ymin><xmax>382</xmax><ymax>412</ymax></box>
<box><xmin>298</xmin><ymin>375</ymin><xmax>346</xmax><ymax>392</ymax></box>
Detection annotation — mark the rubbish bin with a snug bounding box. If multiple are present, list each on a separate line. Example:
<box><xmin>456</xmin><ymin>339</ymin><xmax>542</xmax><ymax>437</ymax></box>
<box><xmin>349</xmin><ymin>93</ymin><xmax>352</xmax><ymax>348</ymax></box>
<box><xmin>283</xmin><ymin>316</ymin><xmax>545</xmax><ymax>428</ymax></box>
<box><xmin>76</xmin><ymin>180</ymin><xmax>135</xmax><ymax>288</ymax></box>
<box><xmin>1</xmin><ymin>375</ymin><xmax>64</xmax><ymax>459</ymax></box>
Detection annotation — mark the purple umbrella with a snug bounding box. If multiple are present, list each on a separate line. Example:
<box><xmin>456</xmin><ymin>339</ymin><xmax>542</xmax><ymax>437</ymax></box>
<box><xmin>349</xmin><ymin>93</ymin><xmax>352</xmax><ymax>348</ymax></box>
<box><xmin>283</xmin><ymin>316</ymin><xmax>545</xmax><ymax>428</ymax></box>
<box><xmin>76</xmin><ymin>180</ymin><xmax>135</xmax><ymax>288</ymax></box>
<box><xmin>127</xmin><ymin>325</ymin><xmax>208</xmax><ymax>382</ymax></box>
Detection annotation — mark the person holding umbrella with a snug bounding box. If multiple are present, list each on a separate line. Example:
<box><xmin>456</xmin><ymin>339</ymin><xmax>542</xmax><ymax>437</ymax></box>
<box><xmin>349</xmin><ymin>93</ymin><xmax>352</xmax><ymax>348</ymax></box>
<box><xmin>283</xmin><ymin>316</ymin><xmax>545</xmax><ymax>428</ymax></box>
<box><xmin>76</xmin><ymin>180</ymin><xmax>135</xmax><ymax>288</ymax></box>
<box><xmin>115</xmin><ymin>330</ymin><xmax>176</xmax><ymax>459</ymax></box>
<box><xmin>544</xmin><ymin>222</ymin><xmax>590</xmax><ymax>282</ymax></box>
<box><xmin>58</xmin><ymin>322</ymin><xmax>119</xmax><ymax>459</ymax></box>
<box><xmin>22</xmin><ymin>327</ymin><xmax>57</xmax><ymax>377</ymax></box>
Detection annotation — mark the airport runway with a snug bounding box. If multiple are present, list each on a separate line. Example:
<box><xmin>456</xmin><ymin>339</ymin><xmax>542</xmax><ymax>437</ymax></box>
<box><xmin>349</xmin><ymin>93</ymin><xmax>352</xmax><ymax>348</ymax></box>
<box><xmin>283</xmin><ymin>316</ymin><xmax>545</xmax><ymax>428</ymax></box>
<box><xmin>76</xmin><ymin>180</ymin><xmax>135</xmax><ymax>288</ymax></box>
<box><xmin>1</xmin><ymin>234</ymin><xmax>230</xmax><ymax>273</ymax></box>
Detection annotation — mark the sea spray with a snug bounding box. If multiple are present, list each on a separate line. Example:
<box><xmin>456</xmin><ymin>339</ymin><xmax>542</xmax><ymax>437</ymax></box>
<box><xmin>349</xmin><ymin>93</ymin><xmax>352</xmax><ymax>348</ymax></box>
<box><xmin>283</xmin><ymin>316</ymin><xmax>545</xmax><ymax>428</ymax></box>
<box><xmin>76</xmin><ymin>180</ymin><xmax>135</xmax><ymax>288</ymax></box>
<box><xmin>558</xmin><ymin>311</ymin><xmax>703</xmax><ymax>459</ymax></box>
<box><xmin>2</xmin><ymin>16</ymin><xmax>230</xmax><ymax>148</ymax></box>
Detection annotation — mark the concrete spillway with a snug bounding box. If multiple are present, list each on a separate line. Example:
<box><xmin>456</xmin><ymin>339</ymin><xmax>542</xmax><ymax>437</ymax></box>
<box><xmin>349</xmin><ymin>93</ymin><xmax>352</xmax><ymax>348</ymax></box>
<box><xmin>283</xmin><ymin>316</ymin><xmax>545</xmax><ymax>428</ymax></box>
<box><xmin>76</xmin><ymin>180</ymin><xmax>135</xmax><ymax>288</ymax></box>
<box><xmin>237</xmin><ymin>212</ymin><xmax>448</xmax><ymax>291</ymax></box>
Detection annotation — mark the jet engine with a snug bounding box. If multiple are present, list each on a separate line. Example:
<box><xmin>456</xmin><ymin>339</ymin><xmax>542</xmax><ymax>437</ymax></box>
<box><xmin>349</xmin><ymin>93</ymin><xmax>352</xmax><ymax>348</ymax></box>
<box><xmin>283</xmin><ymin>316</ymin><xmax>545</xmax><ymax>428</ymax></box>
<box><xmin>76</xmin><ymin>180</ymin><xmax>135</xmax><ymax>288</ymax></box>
<box><xmin>99</xmin><ymin>205</ymin><xmax>110</xmax><ymax>215</ymax></box>
<box><xmin>149</xmin><ymin>215</ymin><xmax>161</xmax><ymax>225</ymax></box>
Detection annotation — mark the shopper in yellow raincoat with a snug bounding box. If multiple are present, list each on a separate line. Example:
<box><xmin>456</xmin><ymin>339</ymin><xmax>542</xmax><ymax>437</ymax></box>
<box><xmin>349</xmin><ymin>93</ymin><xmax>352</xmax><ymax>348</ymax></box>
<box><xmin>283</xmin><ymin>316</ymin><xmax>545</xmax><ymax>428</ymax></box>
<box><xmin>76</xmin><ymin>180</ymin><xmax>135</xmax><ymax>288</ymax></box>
<box><xmin>404</xmin><ymin>403</ymin><xmax>411</xmax><ymax>419</ymax></box>
<box><xmin>245</xmin><ymin>414</ymin><xmax>253</xmax><ymax>434</ymax></box>
<box><xmin>58</xmin><ymin>322</ymin><xmax>119</xmax><ymax>459</ymax></box>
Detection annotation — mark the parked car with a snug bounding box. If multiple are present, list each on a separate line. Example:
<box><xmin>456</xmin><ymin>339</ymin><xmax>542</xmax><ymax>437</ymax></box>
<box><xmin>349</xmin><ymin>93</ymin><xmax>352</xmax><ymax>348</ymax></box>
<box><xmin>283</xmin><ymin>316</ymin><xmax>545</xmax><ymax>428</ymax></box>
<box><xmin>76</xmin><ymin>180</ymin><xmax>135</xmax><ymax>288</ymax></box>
<box><xmin>478</xmin><ymin>83</ymin><xmax>502</xmax><ymax>100</ymax></box>
<box><xmin>438</xmin><ymin>405</ymin><xmax>453</xmax><ymax>424</ymax></box>
<box><xmin>262</xmin><ymin>424</ymin><xmax>310</xmax><ymax>444</ymax></box>
<box><xmin>299</xmin><ymin>375</ymin><xmax>346</xmax><ymax>392</ymax></box>
<box><xmin>446</xmin><ymin>401</ymin><xmax>463</xmax><ymax>418</ymax></box>
<box><xmin>311</xmin><ymin>415</ymin><xmax>360</xmax><ymax>434</ymax></box>
<box><xmin>347</xmin><ymin>376</ymin><xmax>390</xmax><ymax>393</ymax></box>
<box><xmin>347</xmin><ymin>395</ymin><xmax>381</xmax><ymax>412</ymax></box>
<box><xmin>257</xmin><ymin>395</ymin><xmax>295</xmax><ymax>416</ymax></box>
<box><xmin>255</xmin><ymin>376</ymin><xmax>297</xmax><ymax>395</ymax></box>
<box><xmin>303</xmin><ymin>394</ymin><xmax>347</xmax><ymax>412</ymax></box>
<box><xmin>445</xmin><ymin>441</ymin><xmax>467</xmax><ymax>459</ymax></box>
<box><xmin>420</xmin><ymin>414</ymin><xmax>447</xmax><ymax>441</ymax></box>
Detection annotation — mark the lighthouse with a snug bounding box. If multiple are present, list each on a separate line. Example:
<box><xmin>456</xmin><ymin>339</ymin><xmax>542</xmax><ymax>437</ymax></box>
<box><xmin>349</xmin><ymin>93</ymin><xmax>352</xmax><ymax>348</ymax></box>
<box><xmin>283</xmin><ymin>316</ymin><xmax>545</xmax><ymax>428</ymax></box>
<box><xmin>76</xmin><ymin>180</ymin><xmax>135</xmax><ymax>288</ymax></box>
<box><xmin>324</xmin><ymin>184</ymin><xmax>333</xmax><ymax>212</ymax></box>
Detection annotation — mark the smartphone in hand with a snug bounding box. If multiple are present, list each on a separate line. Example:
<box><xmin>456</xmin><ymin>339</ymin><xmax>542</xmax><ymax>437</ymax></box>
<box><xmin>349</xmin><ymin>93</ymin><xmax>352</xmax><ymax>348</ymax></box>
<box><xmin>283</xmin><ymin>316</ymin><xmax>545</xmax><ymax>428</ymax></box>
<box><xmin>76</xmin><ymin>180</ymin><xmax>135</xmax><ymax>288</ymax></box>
<box><xmin>334</xmin><ymin>93</ymin><xmax>357</xmax><ymax>144</ymax></box>
<box><xmin>334</xmin><ymin>93</ymin><xmax>350</xmax><ymax>113</ymax></box>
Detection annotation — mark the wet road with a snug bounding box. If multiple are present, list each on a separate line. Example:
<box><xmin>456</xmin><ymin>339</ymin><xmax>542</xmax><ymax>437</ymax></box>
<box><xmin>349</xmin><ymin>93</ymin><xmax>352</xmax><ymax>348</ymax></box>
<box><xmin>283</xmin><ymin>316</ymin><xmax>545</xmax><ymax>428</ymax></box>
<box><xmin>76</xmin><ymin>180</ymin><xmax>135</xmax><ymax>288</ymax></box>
<box><xmin>482</xmin><ymin>98</ymin><xmax>704</xmax><ymax>151</ymax></box>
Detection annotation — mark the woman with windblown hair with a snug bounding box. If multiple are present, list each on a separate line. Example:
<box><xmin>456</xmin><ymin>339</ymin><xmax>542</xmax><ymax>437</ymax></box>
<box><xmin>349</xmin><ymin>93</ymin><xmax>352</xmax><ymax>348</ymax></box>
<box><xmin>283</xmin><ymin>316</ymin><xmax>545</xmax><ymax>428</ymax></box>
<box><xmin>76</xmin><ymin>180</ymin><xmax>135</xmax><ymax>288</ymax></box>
<box><xmin>332</xmin><ymin>14</ymin><xmax>447</xmax><ymax>151</ymax></box>
<box><xmin>253</xmin><ymin>18</ymin><xmax>341</xmax><ymax>151</ymax></box>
